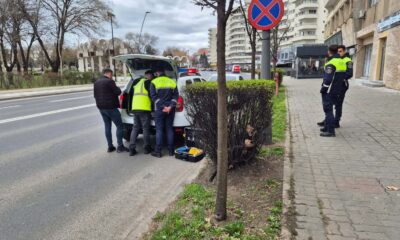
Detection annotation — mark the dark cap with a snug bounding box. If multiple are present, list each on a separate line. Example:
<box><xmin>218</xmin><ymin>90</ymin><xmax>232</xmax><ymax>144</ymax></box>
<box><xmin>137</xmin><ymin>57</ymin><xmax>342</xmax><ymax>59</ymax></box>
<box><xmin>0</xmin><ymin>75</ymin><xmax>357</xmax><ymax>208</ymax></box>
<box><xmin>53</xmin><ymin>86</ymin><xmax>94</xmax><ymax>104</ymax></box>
<box><xmin>102</xmin><ymin>68</ymin><xmax>113</xmax><ymax>74</ymax></box>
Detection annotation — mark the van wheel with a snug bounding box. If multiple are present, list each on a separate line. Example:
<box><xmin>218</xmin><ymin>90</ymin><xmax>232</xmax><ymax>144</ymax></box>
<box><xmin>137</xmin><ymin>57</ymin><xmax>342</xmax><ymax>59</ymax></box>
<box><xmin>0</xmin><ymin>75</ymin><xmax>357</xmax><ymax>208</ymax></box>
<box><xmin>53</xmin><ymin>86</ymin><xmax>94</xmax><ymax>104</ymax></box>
<box><xmin>123</xmin><ymin>124</ymin><xmax>132</xmax><ymax>142</ymax></box>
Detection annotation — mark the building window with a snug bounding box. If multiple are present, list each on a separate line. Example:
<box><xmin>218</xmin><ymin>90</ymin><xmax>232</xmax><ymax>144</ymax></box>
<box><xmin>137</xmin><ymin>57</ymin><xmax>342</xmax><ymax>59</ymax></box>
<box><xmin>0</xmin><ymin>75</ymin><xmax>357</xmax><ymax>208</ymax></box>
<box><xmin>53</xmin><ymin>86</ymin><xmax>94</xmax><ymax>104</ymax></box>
<box><xmin>363</xmin><ymin>44</ymin><xmax>373</xmax><ymax>79</ymax></box>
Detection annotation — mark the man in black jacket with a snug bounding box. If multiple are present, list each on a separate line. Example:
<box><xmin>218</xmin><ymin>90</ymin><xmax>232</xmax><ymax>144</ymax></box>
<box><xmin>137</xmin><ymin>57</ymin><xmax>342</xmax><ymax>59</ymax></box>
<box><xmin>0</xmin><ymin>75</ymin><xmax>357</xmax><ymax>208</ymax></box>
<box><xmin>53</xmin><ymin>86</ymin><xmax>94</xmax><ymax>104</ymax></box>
<box><xmin>94</xmin><ymin>68</ymin><xmax>129</xmax><ymax>153</ymax></box>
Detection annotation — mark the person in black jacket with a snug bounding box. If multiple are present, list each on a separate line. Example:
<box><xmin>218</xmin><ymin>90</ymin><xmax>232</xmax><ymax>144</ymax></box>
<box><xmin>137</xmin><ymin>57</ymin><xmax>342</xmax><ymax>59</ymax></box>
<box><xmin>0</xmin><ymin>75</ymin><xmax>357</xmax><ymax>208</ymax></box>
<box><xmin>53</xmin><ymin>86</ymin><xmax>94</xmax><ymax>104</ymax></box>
<box><xmin>94</xmin><ymin>68</ymin><xmax>129</xmax><ymax>153</ymax></box>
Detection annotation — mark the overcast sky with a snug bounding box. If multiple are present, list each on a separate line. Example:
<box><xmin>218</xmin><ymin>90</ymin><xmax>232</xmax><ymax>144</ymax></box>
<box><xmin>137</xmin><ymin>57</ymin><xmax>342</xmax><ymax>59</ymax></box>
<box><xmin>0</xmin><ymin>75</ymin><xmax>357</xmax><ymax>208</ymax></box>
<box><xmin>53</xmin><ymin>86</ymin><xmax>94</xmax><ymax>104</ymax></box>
<box><xmin>106</xmin><ymin>0</ymin><xmax>216</xmax><ymax>54</ymax></box>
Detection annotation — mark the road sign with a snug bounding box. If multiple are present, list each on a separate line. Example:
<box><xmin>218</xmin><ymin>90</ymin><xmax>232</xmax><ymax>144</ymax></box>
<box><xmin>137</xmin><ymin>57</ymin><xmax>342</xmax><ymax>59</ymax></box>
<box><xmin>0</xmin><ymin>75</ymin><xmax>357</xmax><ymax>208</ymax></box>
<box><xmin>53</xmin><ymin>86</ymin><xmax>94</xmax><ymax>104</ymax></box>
<box><xmin>248</xmin><ymin>0</ymin><xmax>284</xmax><ymax>31</ymax></box>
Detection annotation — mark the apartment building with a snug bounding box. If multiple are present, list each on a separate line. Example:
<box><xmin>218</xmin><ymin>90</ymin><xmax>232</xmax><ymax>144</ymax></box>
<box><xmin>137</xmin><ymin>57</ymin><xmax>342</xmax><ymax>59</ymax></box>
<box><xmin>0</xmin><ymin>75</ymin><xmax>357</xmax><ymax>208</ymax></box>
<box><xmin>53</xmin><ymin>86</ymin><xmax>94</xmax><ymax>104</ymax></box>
<box><xmin>325</xmin><ymin>0</ymin><xmax>400</xmax><ymax>90</ymax></box>
<box><xmin>208</xmin><ymin>28</ymin><xmax>218</xmax><ymax>67</ymax></box>
<box><xmin>278</xmin><ymin>0</ymin><xmax>327</xmax><ymax>64</ymax></box>
<box><xmin>225</xmin><ymin>1</ymin><xmax>262</xmax><ymax>69</ymax></box>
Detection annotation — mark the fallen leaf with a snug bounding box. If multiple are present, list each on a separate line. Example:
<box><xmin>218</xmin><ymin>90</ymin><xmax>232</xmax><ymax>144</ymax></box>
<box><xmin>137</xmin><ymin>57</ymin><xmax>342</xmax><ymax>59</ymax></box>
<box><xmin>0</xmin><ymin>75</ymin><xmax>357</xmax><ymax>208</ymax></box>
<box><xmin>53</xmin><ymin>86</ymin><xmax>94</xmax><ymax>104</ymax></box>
<box><xmin>386</xmin><ymin>186</ymin><xmax>400</xmax><ymax>191</ymax></box>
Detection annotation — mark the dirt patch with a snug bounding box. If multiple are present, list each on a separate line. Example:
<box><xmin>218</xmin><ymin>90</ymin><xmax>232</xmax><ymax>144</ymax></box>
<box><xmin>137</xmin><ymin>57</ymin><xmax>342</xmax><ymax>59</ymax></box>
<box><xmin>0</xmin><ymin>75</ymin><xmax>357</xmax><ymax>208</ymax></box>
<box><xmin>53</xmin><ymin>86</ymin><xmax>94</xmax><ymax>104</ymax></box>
<box><xmin>195</xmin><ymin>153</ymin><xmax>284</xmax><ymax>236</ymax></box>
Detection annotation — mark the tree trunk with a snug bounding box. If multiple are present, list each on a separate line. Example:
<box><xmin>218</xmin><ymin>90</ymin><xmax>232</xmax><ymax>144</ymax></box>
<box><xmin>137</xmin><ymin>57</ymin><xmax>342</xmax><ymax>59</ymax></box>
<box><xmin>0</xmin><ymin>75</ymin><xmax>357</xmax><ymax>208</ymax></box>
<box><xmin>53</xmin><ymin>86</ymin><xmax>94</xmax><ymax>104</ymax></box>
<box><xmin>251</xmin><ymin>29</ymin><xmax>257</xmax><ymax>79</ymax></box>
<box><xmin>215</xmin><ymin>2</ymin><xmax>228</xmax><ymax>222</ymax></box>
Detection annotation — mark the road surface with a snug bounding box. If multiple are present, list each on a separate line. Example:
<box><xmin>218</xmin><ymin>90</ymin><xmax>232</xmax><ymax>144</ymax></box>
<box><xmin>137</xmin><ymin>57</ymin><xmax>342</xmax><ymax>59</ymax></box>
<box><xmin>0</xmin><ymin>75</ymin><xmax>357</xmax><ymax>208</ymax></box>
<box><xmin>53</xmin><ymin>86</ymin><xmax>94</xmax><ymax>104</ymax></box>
<box><xmin>0</xmin><ymin>91</ymin><xmax>203</xmax><ymax>240</ymax></box>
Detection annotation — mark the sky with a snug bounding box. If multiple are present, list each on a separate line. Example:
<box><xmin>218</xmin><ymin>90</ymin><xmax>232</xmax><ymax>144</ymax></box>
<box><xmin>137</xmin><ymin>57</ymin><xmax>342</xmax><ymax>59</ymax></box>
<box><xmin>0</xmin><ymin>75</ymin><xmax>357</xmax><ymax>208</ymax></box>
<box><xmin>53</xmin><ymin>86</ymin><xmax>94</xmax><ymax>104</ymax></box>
<box><xmin>106</xmin><ymin>0</ymin><xmax>217</xmax><ymax>54</ymax></box>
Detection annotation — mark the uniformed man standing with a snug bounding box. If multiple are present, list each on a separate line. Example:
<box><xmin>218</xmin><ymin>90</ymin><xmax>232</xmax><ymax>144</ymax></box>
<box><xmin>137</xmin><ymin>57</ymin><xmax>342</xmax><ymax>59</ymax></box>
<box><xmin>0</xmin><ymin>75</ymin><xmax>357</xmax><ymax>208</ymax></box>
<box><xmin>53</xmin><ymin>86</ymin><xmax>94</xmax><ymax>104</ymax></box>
<box><xmin>318</xmin><ymin>45</ymin><xmax>353</xmax><ymax>128</ymax></box>
<box><xmin>320</xmin><ymin>45</ymin><xmax>346</xmax><ymax>137</ymax></box>
<box><xmin>150</xmin><ymin>67</ymin><xmax>179</xmax><ymax>157</ymax></box>
<box><xmin>129</xmin><ymin>70</ymin><xmax>155</xmax><ymax>156</ymax></box>
<box><xmin>335</xmin><ymin>45</ymin><xmax>353</xmax><ymax>127</ymax></box>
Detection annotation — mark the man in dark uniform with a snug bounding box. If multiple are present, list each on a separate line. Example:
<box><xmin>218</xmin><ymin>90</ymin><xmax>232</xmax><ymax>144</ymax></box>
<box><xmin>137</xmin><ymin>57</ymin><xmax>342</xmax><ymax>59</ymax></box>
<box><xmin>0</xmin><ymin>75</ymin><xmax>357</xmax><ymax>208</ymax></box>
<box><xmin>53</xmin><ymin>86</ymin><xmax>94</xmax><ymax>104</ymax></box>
<box><xmin>318</xmin><ymin>45</ymin><xmax>353</xmax><ymax>128</ymax></box>
<box><xmin>320</xmin><ymin>45</ymin><xmax>346</xmax><ymax>137</ymax></box>
<box><xmin>335</xmin><ymin>45</ymin><xmax>353</xmax><ymax>127</ymax></box>
<box><xmin>149</xmin><ymin>67</ymin><xmax>179</xmax><ymax>158</ymax></box>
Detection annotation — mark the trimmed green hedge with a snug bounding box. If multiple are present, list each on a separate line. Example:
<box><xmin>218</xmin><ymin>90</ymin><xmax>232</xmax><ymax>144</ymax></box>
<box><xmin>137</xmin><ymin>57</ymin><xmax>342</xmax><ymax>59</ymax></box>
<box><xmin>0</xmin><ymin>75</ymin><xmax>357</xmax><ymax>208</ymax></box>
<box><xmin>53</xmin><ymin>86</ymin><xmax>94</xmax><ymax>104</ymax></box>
<box><xmin>184</xmin><ymin>80</ymin><xmax>275</xmax><ymax>167</ymax></box>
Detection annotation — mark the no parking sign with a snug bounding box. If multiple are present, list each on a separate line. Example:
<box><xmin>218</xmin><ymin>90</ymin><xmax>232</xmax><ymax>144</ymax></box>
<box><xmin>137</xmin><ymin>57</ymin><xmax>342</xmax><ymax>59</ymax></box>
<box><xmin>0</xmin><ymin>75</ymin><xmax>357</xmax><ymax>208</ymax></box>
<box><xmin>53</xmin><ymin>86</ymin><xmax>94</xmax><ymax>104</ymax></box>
<box><xmin>248</xmin><ymin>0</ymin><xmax>284</xmax><ymax>31</ymax></box>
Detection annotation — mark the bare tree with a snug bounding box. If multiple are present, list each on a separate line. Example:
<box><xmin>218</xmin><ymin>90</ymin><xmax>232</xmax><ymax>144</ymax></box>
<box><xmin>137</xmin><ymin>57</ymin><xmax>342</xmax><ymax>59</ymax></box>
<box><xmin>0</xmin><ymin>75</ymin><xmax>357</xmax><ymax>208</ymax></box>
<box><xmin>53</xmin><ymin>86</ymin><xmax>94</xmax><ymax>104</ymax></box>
<box><xmin>239</xmin><ymin>0</ymin><xmax>258</xmax><ymax>79</ymax></box>
<box><xmin>0</xmin><ymin>0</ymin><xmax>21</xmax><ymax>73</ymax></box>
<box><xmin>18</xmin><ymin>0</ymin><xmax>110</xmax><ymax>73</ymax></box>
<box><xmin>193</xmin><ymin>0</ymin><xmax>235</xmax><ymax>221</ymax></box>
<box><xmin>270</xmin><ymin>22</ymin><xmax>290</xmax><ymax>69</ymax></box>
<box><xmin>125</xmin><ymin>32</ymin><xmax>158</xmax><ymax>54</ymax></box>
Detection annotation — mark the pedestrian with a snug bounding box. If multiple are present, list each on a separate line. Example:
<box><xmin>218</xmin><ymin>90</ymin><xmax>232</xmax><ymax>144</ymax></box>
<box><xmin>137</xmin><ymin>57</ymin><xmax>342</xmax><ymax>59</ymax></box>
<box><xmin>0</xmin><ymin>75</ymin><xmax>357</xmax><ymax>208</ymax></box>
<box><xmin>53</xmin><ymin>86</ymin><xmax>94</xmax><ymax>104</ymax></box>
<box><xmin>129</xmin><ymin>70</ymin><xmax>155</xmax><ymax>156</ymax></box>
<box><xmin>149</xmin><ymin>67</ymin><xmax>179</xmax><ymax>158</ymax></box>
<box><xmin>94</xmin><ymin>68</ymin><xmax>129</xmax><ymax>153</ymax></box>
<box><xmin>318</xmin><ymin>45</ymin><xmax>353</xmax><ymax>128</ymax></box>
<box><xmin>335</xmin><ymin>45</ymin><xmax>353</xmax><ymax>127</ymax></box>
<box><xmin>319</xmin><ymin>45</ymin><xmax>346</xmax><ymax>137</ymax></box>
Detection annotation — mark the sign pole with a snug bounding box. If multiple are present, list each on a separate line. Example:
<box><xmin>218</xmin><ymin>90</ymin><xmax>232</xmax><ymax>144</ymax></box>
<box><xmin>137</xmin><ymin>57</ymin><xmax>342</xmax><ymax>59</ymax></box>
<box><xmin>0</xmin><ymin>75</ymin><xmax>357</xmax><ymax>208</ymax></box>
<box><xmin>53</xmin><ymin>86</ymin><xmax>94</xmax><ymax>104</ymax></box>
<box><xmin>261</xmin><ymin>30</ymin><xmax>271</xmax><ymax>79</ymax></box>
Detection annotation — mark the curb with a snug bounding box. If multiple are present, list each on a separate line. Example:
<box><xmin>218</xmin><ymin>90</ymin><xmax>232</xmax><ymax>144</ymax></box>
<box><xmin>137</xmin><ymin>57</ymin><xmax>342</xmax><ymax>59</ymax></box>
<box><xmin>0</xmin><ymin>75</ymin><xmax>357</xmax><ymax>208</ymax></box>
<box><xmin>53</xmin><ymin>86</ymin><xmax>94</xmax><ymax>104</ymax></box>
<box><xmin>0</xmin><ymin>83</ymin><xmax>127</xmax><ymax>101</ymax></box>
<box><xmin>281</xmin><ymin>86</ymin><xmax>296</xmax><ymax>239</ymax></box>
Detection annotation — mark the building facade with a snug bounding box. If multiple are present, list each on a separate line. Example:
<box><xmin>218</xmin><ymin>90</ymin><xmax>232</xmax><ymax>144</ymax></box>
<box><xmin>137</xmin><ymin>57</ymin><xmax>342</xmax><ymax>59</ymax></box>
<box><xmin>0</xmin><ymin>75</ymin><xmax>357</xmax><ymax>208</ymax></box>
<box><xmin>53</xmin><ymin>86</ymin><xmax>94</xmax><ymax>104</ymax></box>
<box><xmin>325</xmin><ymin>0</ymin><xmax>400</xmax><ymax>90</ymax></box>
<box><xmin>278</xmin><ymin>0</ymin><xmax>327</xmax><ymax>64</ymax></box>
<box><xmin>225</xmin><ymin>1</ymin><xmax>262</xmax><ymax>70</ymax></box>
<box><xmin>208</xmin><ymin>28</ymin><xmax>218</xmax><ymax>67</ymax></box>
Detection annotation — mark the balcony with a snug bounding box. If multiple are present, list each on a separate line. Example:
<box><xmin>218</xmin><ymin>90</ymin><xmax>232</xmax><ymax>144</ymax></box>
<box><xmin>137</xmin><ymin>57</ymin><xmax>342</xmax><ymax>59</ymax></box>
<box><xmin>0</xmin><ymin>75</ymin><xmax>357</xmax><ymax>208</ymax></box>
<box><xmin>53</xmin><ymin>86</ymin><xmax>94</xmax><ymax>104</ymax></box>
<box><xmin>297</xmin><ymin>0</ymin><xmax>318</xmax><ymax>10</ymax></box>
<box><xmin>291</xmin><ymin>34</ymin><xmax>317</xmax><ymax>43</ymax></box>
<box><xmin>296</xmin><ymin>24</ymin><xmax>317</xmax><ymax>31</ymax></box>
<box><xmin>297</xmin><ymin>13</ymin><xmax>318</xmax><ymax>20</ymax></box>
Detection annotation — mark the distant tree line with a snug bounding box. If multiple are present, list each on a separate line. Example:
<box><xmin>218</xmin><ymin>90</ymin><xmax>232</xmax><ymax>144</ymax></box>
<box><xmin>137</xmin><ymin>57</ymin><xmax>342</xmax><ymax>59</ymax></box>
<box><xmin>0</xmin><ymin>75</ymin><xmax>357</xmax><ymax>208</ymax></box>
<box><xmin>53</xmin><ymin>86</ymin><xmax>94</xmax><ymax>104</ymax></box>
<box><xmin>0</xmin><ymin>0</ymin><xmax>110</xmax><ymax>73</ymax></box>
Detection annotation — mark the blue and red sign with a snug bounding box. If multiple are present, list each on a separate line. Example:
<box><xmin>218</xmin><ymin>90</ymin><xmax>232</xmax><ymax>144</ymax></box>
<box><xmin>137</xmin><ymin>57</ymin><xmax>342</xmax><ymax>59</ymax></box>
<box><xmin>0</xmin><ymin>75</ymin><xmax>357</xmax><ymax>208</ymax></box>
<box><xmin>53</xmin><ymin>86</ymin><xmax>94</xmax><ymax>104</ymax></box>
<box><xmin>248</xmin><ymin>0</ymin><xmax>284</xmax><ymax>31</ymax></box>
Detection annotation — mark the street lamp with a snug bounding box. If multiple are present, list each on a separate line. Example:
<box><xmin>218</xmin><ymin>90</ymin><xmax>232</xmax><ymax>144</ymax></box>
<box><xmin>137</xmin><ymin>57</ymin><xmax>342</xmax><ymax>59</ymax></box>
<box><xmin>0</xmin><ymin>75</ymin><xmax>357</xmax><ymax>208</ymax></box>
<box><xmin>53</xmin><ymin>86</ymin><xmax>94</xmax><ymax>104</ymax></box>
<box><xmin>107</xmin><ymin>11</ymin><xmax>117</xmax><ymax>81</ymax></box>
<box><xmin>138</xmin><ymin>11</ymin><xmax>151</xmax><ymax>54</ymax></box>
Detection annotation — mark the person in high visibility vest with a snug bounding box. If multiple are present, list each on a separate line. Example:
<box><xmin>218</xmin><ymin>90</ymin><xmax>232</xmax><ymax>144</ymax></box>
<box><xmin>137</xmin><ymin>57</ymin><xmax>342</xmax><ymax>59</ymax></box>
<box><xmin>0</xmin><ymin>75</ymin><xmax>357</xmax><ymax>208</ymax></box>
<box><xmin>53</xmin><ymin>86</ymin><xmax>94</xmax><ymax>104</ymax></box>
<box><xmin>335</xmin><ymin>45</ymin><xmax>353</xmax><ymax>126</ymax></box>
<box><xmin>129</xmin><ymin>70</ymin><xmax>155</xmax><ymax>156</ymax></box>
<box><xmin>320</xmin><ymin>45</ymin><xmax>346</xmax><ymax>137</ymax></box>
<box><xmin>317</xmin><ymin>45</ymin><xmax>353</xmax><ymax>129</ymax></box>
<box><xmin>149</xmin><ymin>67</ymin><xmax>179</xmax><ymax>158</ymax></box>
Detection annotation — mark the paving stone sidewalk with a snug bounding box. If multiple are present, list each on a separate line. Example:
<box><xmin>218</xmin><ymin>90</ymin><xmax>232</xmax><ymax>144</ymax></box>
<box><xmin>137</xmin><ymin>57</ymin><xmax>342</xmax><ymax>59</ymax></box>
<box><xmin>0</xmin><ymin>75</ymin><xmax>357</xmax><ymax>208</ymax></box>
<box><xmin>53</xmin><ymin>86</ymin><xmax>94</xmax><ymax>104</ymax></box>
<box><xmin>285</xmin><ymin>77</ymin><xmax>400</xmax><ymax>240</ymax></box>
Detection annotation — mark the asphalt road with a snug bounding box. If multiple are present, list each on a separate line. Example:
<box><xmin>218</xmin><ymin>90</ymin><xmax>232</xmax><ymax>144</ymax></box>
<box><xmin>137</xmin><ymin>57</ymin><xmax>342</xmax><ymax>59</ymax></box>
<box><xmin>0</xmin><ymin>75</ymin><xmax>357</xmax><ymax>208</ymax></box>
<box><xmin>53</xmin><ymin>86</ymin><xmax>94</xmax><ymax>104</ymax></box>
<box><xmin>0</xmin><ymin>91</ymin><xmax>203</xmax><ymax>240</ymax></box>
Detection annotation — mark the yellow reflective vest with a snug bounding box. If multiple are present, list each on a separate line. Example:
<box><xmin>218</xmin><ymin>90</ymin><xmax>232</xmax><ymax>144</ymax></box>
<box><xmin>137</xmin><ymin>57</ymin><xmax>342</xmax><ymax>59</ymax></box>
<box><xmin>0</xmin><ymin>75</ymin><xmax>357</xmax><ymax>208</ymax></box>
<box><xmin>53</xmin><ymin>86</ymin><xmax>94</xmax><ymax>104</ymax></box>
<box><xmin>132</xmin><ymin>78</ymin><xmax>151</xmax><ymax>111</ymax></box>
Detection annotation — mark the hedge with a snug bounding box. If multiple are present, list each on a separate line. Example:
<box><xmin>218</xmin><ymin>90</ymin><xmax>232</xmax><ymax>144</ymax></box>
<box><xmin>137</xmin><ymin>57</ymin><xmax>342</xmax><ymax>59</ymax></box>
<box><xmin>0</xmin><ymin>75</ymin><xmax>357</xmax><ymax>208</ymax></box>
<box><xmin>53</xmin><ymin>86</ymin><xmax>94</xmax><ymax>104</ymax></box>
<box><xmin>184</xmin><ymin>80</ymin><xmax>275</xmax><ymax>167</ymax></box>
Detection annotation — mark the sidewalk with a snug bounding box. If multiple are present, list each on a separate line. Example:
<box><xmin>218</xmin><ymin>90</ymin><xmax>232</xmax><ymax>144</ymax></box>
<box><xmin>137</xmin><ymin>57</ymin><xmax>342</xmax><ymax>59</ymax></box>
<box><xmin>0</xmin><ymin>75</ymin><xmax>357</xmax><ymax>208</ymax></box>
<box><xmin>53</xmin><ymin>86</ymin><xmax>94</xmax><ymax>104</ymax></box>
<box><xmin>0</xmin><ymin>81</ymin><xmax>128</xmax><ymax>101</ymax></box>
<box><xmin>285</xmin><ymin>77</ymin><xmax>400</xmax><ymax>240</ymax></box>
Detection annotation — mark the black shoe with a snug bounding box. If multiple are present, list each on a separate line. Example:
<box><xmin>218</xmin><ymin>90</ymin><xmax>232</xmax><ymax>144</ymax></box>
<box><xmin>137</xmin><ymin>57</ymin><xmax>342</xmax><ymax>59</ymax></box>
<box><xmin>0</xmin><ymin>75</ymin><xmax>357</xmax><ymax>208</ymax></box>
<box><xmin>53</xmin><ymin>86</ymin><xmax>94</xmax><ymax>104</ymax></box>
<box><xmin>129</xmin><ymin>148</ymin><xmax>137</xmax><ymax>156</ymax></box>
<box><xmin>320</xmin><ymin>132</ymin><xmax>335</xmax><ymax>137</ymax></box>
<box><xmin>117</xmin><ymin>145</ymin><xmax>129</xmax><ymax>153</ymax></box>
<box><xmin>144</xmin><ymin>146</ymin><xmax>153</xmax><ymax>155</ymax></box>
<box><xmin>317</xmin><ymin>120</ymin><xmax>325</xmax><ymax>127</ymax></box>
<box><xmin>334</xmin><ymin>122</ymin><xmax>340</xmax><ymax>128</ymax></box>
<box><xmin>320</xmin><ymin>127</ymin><xmax>327</xmax><ymax>132</ymax></box>
<box><xmin>107</xmin><ymin>146</ymin><xmax>116</xmax><ymax>153</ymax></box>
<box><xmin>151</xmin><ymin>152</ymin><xmax>162</xmax><ymax>158</ymax></box>
<box><xmin>168</xmin><ymin>150</ymin><xmax>175</xmax><ymax>157</ymax></box>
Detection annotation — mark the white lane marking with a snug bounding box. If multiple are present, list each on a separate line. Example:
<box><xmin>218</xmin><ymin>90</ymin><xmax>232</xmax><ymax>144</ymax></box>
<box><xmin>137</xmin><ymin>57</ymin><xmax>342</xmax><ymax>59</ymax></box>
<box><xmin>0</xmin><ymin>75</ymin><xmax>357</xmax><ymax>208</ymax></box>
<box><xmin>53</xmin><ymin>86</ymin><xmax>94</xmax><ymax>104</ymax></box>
<box><xmin>50</xmin><ymin>96</ymin><xmax>92</xmax><ymax>103</ymax></box>
<box><xmin>0</xmin><ymin>103</ymin><xmax>96</xmax><ymax>125</ymax></box>
<box><xmin>0</xmin><ymin>105</ymin><xmax>21</xmax><ymax>110</ymax></box>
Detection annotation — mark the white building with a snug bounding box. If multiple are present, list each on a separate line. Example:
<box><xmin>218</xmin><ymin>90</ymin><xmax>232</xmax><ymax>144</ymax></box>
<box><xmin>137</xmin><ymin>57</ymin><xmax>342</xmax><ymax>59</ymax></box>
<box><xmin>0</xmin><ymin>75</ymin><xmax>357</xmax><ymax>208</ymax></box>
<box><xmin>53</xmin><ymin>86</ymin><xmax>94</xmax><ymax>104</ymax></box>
<box><xmin>208</xmin><ymin>28</ymin><xmax>218</xmax><ymax>67</ymax></box>
<box><xmin>278</xmin><ymin>0</ymin><xmax>327</xmax><ymax>64</ymax></box>
<box><xmin>225</xmin><ymin>2</ymin><xmax>262</xmax><ymax>69</ymax></box>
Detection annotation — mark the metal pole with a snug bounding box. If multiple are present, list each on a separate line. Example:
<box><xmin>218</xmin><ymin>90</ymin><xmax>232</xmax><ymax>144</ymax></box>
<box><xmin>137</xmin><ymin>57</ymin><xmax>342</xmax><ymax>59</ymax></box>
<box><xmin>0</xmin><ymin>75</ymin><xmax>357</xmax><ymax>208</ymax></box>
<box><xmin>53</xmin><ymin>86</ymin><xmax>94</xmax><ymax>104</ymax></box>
<box><xmin>138</xmin><ymin>11</ymin><xmax>150</xmax><ymax>54</ymax></box>
<box><xmin>110</xmin><ymin>14</ymin><xmax>117</xmax><ymax>82</ymax></box>
<box><xmin>261</xmin><ymin>30</ymin><xmax>273</xmax><ymax>144</ymax></box>
<box><xmin>261</xmin><ymin>30</ymin><xmax>271</xmax><ymax>79</ymax></box>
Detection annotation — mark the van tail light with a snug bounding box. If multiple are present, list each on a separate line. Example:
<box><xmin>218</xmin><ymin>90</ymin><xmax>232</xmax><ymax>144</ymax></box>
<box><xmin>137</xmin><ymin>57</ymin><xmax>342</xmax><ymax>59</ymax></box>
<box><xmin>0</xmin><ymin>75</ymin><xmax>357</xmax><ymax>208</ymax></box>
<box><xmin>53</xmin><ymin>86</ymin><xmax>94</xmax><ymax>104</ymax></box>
<box><xmin>176</xmin><ymin>96</ymin><xmax>184</xmax><ymax>112</ymax></box>
<box><xmin>119</xmin><ymin>94</ymin><xmax>124</xmax><ymax>109</ymax></box>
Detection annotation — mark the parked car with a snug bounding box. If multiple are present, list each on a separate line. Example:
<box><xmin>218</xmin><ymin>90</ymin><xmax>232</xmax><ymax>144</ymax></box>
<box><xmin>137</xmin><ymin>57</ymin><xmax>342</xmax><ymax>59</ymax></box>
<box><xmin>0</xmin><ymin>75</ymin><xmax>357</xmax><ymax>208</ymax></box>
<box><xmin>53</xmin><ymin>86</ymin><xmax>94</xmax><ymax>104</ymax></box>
<box><xmin>232</xmin><ymin>65</ymin><xmax>241</xmax><ymax>73</ymax></box>
<box><xmin>208</xmin><ymin>73</ymin><xmax>245</xmax><ymax>82</ymax></box>
<box><xmin>114</xmin><ymin>54</ymin><xmax>192</xmax><ymax>141</ymax></box>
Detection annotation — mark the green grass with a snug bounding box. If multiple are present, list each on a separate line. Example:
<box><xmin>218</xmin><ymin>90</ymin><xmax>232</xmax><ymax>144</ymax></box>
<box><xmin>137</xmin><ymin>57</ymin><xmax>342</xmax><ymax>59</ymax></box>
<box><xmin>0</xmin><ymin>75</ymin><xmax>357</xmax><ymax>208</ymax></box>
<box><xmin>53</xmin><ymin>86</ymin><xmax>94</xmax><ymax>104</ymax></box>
<box><xmin>272</xmin><ymin>86</ymin><xmax>287</xmax><ymax>143</ymax></box>
<box><xmin>149</xmin><ymin>184</ymin><xmax>272</xmax><ymax>240</ymax></box>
